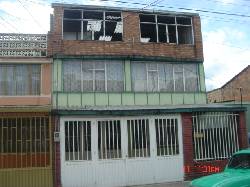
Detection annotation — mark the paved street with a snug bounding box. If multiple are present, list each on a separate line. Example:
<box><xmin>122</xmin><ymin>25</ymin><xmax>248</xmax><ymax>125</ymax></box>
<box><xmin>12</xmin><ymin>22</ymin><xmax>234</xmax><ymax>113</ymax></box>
<box><xmin>131</xmin><ymin>181</ymin><xmax>190</xmax><ymax>187</ymax></box>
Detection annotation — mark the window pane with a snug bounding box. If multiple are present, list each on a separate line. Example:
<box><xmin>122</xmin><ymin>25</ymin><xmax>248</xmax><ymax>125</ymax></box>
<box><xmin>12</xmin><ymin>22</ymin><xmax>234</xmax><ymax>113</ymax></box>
<box><xmin>63</xmin><ymin>20</ymin><xmax>81</xmax><ymax>40</ymax></box>
<box><xmin>83</xmin><ymin>11</ymin><xmax>103</xmax><ymax>20</ymax></box>
<box><xmin>127</xmin><ymin>119</ymin><xmax>150</xmax><ymax>158</ymax></box>
<box><xmin>83</xmin><ymin>21</ymin><xmax>104</xmax><ymax>40</ymax></box>
<box><xmin>168</xmin><ymin>25</ymin><xmax>176</xmax><ymax>43</ymax></box>
<box><xmin>140</xmin><ymin>14</ymin><xmax>155</xmax><ymax>23</ymax></box>
<box><xmin>140</xmin><ymin>23</ymin><xmax>157</xmax><ymax>42</ymax></box>
<box><xmin>176</xmin><ymin>17</ymin><xmax>191</xmax><ymax>25</ymax></box>
<box><xmin>64</xmin><ymin>10</ymin><xmax>82</xmax><ymax>19</ymax></box>
<box><xmin>159</xmin><ymin>63</ymin><xmax>174</xmax><ymax>91</ymax></box>
<box><xmin>94</xmin><ymin>61</ymin><xmax>105</xmax><ymax>91</ymax></box>
<box><xmin>157</xmin><ymin>15</ymin><xmax>175</xmax><ymax>24</ymax></box>
<box><xmin>63</xmin><ymin>60</ymin><xmax>81</xmax><ymax>92</ymax></box>
<box><xmin>174</xmin><ymin>64</ymin><xmax>184</xmax><ymax>92</ymax></box>
<box><xmin>98</xmin><ymin>120</ymin><xmax>121</xmax><ymax>159</ymax></box>
<box><xmin>0</xmin><ymin>65</ymin><xmax>40</xmax><ymax>96</ymax></box>
<box><xmin>82</xmin><ymin>61</ymin><xmax>93</xmax><ymax>91</ymax></box>
<box><xmin>178</xmin><ymin>26</ymin><xmax>193</xmax><ymax>44</ymax></box>
<box><xmin>184</xmin><ymin>64</ymin><xmax>198</xmax><ymax>92</ymax></box>
<box><xmin>105</xmin><ymin>21</ymin><xmax>123</xmax><ymax>41</ymax></box>
<box><xmin>158</xmin><ymin>25</ymin><xmax>167</xmax><ymax>43</ymax></box>
<box><xmin>107</xmin><ymin>61</ymin><xmax>124</xmax><ymax>92</ymax></box>
<box><xmin>132</xmin><ymin>62</ymin><xmax>147</xmax><ymax>92</ymax></box>
<box><xmin>105</xmin><ymin>12</ymin><xmax>122</xmax><ymax>21</ymax></box>
<box><xmin>147</xmin><ymin>64</ymin><xmax>158</xmax><ymax>92</ymax></box>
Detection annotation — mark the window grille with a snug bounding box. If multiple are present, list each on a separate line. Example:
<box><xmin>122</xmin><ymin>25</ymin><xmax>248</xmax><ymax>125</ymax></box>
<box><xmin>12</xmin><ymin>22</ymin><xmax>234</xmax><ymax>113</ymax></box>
<box><xmin>131</xmin><ymin>62</ymin><xmax>199</xmax><ymax>92</ymax></box>
<box><xmin>155</xmin><ymin>118</ymin><xmax>179</xmax><ymax>156</ymax></box>
<box><xmin>127</xmin><ymin>119</ymin><xmax>150</xmax><ymax>158</ymax></box>
<box><xmin>0</xmin><ymin>117</ymin><xmax>50</xmax><ymax>168</ymax></box>
<box><xmin>192</xmin><ymin>112</ymin><xmax>239</xmax><ymax>161</ymax></box>
<box><xmin>0</xmin><ymin>64</ymin><xmax>41</xmax><ymax>95</ymax></box>
<box><xmin>98</xmin><ymin>120</ymin><xmax>121</xmax><ymax>159</ymax></box>
<box><xmin>65</xmin><ymin>121</ymin><xmax>91</xmax><ymax>161</ymax></box>
<box><xmin>63</xmin><ymin>60</ymin><xmax>124</xmax><ymax>92</ymax></box>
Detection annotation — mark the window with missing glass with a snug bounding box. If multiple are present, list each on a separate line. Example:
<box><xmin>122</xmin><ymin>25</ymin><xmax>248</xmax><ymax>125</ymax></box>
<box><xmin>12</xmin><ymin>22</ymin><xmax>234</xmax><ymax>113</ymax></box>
<box><xmin>140</xmin><ymin>14</ymin><xmax>193</xmax><ymax>44</ymax></box>
<box><xmin>131</xmin><ymin>62</ymin><xmax>199</xmax><ymax>92</ymax></box>
<box><xmin>0</xmin><ymin>64</ymin><xmax>41</xmax><ymax>95</ymax></box>
<box><xmin>63</xmin><ymin>60</ymin><xmax>124</xmax><ymax>92</ymax></box>
<box><xmin>63</xmin><ymin>9</ymin><xmax>123</xmax><ymax>41</ymax></box>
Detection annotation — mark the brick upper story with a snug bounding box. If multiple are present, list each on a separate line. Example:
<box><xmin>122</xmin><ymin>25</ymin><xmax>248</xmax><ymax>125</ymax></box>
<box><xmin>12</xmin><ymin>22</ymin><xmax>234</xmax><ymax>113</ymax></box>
<box><xmin>48</xmin><ymin>4</ymin><xmax>203</xmax><ymax>61</ymax></box>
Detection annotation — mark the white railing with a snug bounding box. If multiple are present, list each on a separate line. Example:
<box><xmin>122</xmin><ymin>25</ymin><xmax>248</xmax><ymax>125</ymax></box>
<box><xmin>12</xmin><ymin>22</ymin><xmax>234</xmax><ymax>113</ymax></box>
<box><xmin>0</xmin><ymin>33</ymin><xmax>47</xmax><ymax>57</ymax></box>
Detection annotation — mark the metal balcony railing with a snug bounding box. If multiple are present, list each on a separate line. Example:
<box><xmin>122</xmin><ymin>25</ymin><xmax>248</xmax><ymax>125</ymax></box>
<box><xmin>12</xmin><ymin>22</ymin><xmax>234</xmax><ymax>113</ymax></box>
<box><xmin>0</xmin><ymin>33</ymin><xmax>47</xmax><ymax>57</ymax></box>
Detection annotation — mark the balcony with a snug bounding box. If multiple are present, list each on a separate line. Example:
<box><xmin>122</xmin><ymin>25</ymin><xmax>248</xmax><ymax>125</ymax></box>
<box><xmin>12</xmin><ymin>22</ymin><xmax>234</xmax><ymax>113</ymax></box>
<box><xmin>0</xmin><ymin>33</ymin><xmax>47</xmax><ymax>57</ymax></box>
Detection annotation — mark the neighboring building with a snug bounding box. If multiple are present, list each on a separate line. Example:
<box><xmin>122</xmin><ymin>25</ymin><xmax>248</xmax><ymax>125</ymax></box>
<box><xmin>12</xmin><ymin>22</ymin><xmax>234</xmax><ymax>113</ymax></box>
<box><xmin>207</xmin><ymin>65</ymin><xmax>250</xmax><ymax>135</ymax></box>
<box><xmin>0</xmin><ymin>33</ymin><xmax>53</xmax><ymax>187</ymax></box>
<box><xmin>48</xmin><ymin>3</ymin><xmax>248</xmax><ymax>187</ymax></box>
<box><xmin>208</xmin><ymin>65</ymin><xmax>250</xmax><ymax>103</ymax></box>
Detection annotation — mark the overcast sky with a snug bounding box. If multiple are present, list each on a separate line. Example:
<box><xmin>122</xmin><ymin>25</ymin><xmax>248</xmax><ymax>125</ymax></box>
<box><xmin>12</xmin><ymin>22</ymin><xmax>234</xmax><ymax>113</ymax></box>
<box><xmin>0</xmin><ymin>0</ymin><xmax>249</xmax><ymax>91</ymax></box>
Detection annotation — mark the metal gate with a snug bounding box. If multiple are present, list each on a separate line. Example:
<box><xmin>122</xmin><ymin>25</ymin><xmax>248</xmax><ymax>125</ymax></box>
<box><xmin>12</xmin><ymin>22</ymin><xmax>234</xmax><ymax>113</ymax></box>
<box><xmin>60</xmin><ymin>115</ymin><xmax>184</xmax><ymax>187</ymax></box>
<box><xmin>0</xmin><ymin>116</ymin><xmax>53</xmax><ymax>187</ymax></box>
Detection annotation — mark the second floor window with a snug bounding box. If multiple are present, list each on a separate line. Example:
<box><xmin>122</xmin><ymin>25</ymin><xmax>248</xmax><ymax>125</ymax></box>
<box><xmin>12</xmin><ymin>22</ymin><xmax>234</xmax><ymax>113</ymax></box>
<box><xmin>0</xmin><ymin>64</ymin><xmax>40</xmax><ymax>96</ymax></box>
<box><xmin>63</xmin><ymin>60</ymin><xmax>124</xmax><ymax>92</ymax></box>
<box><xmin>140</xmin><ymin>14</ymin><xmax>193</xmax><ymax>44</ymax></box>
<box><xmin>131</xmin><ymin>62</ymin><xmax>199</xmax><ymax>92</ymax></box>
<box><xmin>63</xmin><ymin>10</ymin><xmax>123</xmax><ymax>41</ymax></box>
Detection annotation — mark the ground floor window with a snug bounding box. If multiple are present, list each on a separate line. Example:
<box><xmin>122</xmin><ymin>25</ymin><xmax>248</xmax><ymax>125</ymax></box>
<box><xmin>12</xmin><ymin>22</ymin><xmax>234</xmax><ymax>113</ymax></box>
<box><xmin>0</xmin><ymin>116</ymin><xmax>50</xmax><ymax>168</ymax></box>
<box><xmin>127</xmin><ymin>119</ymin><xmax>150</xmax><ymax>158</ymax></box>
<box><xmin>192</xmin><ymin>112</ymin><xmax>239</xmax><ymax>161</ymax></box>
<box><xmin>65</xmin><ymin>120</ymin><xmax>91</xmax><ymax>161</ymax></box>
<box><xmin>155</xmin><ymin>118</ymin><xmax>179</xmax><ymax>156</ymax></box>
<box><xmin>98</xmin><ymin>120</ymin><xmax>121</xmax><ymax>159</ymax></box>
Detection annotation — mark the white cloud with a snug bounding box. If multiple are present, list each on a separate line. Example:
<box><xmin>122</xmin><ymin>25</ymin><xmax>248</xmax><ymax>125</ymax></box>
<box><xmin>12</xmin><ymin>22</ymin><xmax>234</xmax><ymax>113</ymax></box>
<box><xmin>0</xmin><ymin>0</ymin><xmax>52</xmax><ymax>34</ymax></box>
<box><xmin>203</xmin><ymin>28</ymin><xmax>250</xmax><ymax>91</ymax></box>
<box><xmin>217</xmin><ymin>0</ymin><xmax>235</xmax><ymax>4</ymax></box>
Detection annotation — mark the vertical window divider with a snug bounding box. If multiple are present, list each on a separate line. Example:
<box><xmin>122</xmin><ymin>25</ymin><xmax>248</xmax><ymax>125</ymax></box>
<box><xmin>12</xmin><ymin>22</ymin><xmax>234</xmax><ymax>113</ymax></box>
<box><xmin>81</xmin><ymin>10</ymin><xmax>84</xmax><ymax>40</ymax></box>
<box><xmin>173</xmin><ymin>65</ymin><xmax>176</xmax><ymax>92</ymax></box>
<box><xmin>105</xmin><ymin>62</ymin><xmax>107</xmax><ymax>92</ymax></box>
<box><xmin>146</xmin><ymin>63</ymin><xmax>149</xmax><ymax>92</ymax></box>
<box><xmin>183</xmin><ymin>64</ymin><xmax>186</xmax><ymax>92</ymax></box>
<box><xmin>93</xmin><ymin>63</ymin><xmax>96</xmax><ymax>91</ymax></box>
<box><xmin>175</xmin><ymin>17</ymin><xmax>178</xmax><ymax>44</ymax></box>
<box><xmin>103</xmin><ymin>11</ymin><xmax>106</xmax><ymax>38</ymax></box>
<box><xmin>157</xmin><ymin>64</ymin><xmax>160</xmax><ymax>92</ymax></box>
<box><xmin>191</xmin><ymin>17</ymin><xmax>194</xmax><ymax>45</ymax></box>
<box><xmin>155</xmin><ymin>15</ymin><xmax>159</xmax><ymax>43</ymax></box>
<box><xmin>81</xmin><ymin>61</ymin><xmax>83</xmax><ymax>92</ymax></box>
<box><xmin>166</xmin><ymin>24</ymin><xmax>169</xmax><ymax>43</ymax></box>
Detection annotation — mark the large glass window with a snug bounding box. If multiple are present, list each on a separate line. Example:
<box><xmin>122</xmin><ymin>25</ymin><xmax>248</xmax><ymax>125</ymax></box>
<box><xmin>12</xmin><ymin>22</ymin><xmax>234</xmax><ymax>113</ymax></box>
<box><xmin>63</xmin><ymin>60</ymin><xmax>124</xmax><ymax>92</ymax></box>
<box><xmin>140</xmin><ymin>14</ymin><xmax>193</xmax><ymax>44</ymax></box>
<box><xmin>0</xmin><ymin>64</ymin><xmax>40</xmax><ymax>95</ymax></box>
<box><xmin>131</xmin><ymin>62</ymin><xmax>199</xmax><ymax>92</ymax></box>
<box><xmin>63</xmin><ymin>9</ymin><xmax>122</xmax><ymax>41</ymax></box>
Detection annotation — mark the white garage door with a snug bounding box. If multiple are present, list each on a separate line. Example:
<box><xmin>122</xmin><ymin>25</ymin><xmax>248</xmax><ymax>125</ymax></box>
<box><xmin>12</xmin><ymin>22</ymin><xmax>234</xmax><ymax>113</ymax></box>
<box><xmin>60</xmin><ymin>115</ymin><xmax>184</xmax><ymax>187</ymax></box>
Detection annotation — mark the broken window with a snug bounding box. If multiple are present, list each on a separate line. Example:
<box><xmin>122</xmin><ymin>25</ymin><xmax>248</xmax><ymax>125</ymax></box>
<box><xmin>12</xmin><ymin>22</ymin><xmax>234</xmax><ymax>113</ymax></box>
<box><xmin>139</xmin><ymin>14</ymin><xmax>193</xmax><ymax>44</ymax></box>
<box><xmin>63</xmin><ymin>9</ymin><xmax>123</xmax><ymax>41</ymax></box>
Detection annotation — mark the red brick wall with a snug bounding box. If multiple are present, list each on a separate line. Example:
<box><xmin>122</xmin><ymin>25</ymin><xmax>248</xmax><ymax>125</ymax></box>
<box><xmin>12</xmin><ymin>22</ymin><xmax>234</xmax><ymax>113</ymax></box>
<box><xmin>48</xmin><ymin>6</ymin><xmax>204</xmax><ymax>61</ymax></box>
<box><xmin>182</xmin><ymin>112</ymin><xmax>248</xmax><ymax>180</ymax></box>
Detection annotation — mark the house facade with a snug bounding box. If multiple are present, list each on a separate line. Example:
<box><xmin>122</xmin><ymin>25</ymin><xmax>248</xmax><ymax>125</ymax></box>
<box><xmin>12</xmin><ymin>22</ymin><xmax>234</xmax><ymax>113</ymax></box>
<box><xmin>0</xmin><ymin>3</ymin><xmax>248</xmax><ymax>187</ymax></box>
<box><xmin>0</xmin><ymin>33</ymin><xmax>53</xmax><ymax>187</ymax></box>
<box><xmin>48</xmin><ymin>4</ymin><xmax>248</xmax><ymax>187</ymax></box>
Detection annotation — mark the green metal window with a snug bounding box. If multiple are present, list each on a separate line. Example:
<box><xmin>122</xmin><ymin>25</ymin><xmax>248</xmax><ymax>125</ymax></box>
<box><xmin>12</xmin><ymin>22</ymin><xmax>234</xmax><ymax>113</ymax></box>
<box><xmin>0</xmin><ymin>64</ymin><xmax>41</xmax><ymax>95</ymax></box>
<box><xmin>131</xmin><ymin>62</ymin><xmax>199</xmax><ymax>92</ymax></box>
<box><xmin>63</xmin><ymin>60</ymin><xmax>124</xmax><ymax>92</ymax></box>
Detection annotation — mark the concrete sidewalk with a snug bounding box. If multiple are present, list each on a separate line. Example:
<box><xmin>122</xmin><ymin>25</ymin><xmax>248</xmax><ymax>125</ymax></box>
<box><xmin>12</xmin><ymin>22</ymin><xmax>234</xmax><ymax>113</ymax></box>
<box><xmin>131</xmin><ymin>181</ymin><xmax>190</xmax><ymax>187</ymax></box>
